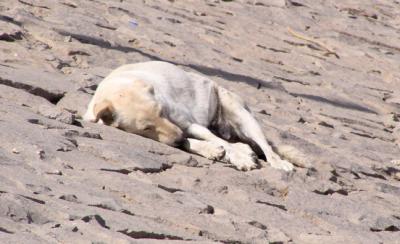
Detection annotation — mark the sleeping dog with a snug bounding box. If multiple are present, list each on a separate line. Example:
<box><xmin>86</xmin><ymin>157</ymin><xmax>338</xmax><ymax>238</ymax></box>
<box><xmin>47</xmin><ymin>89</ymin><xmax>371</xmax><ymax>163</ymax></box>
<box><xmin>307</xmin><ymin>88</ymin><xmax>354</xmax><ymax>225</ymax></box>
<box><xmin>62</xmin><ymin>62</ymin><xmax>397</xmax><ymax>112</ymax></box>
<box><xmin>84</xmin><ymin>61</ymin><xmax>294</xmax><ymax>171</ymax></box>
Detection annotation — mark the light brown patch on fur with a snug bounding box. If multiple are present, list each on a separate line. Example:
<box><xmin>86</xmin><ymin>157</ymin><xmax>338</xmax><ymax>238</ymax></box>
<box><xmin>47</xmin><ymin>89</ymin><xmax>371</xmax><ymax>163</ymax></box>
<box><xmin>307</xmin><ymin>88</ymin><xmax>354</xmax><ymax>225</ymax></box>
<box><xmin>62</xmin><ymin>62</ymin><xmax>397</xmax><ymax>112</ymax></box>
<box><xmin>93</xmin><ymin>79</ymin><xmax>183</xmax><ymax>146</ymax></box>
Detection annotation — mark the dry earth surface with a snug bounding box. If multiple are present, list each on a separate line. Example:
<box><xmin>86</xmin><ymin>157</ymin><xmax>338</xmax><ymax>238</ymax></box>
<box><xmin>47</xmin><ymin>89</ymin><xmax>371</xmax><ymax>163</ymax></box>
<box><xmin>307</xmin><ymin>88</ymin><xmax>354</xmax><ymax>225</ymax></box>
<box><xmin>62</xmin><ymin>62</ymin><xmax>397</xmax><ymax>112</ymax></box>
<box><xmin>0</xmin><ymin>0</ymin><xmax>400</xmax><ymax>243</ymax></box>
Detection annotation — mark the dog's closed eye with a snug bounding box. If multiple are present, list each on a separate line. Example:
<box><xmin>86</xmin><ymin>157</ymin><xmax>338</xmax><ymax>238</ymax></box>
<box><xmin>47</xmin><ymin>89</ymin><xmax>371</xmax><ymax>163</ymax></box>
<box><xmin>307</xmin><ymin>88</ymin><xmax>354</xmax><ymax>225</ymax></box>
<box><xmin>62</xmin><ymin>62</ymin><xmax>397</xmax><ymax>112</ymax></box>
<box><xmin>142</xmin><ymin>125</ymin><xmax>154</xmax><ymax>131</ymax></box>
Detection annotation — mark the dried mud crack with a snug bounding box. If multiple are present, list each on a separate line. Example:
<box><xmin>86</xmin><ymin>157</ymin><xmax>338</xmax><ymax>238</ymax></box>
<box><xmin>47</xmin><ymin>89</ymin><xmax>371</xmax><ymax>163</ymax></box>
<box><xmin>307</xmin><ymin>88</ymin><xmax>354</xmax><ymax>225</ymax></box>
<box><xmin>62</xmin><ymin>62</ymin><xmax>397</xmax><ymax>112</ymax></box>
<box><xmin>0</xmin><ymin>76</ymin><xmax>65</xmax><ymax>104</ymax></box>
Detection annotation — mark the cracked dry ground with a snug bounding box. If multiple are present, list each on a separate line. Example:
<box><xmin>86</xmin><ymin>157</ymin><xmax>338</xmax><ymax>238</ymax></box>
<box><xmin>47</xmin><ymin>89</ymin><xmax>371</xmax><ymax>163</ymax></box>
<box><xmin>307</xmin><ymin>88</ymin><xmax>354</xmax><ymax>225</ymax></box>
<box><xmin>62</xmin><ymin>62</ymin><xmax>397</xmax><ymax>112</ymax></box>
<box><xmin>0</xmin><ymin>0</ymin><xmax>400</xmax><ymax>243</ymax></box>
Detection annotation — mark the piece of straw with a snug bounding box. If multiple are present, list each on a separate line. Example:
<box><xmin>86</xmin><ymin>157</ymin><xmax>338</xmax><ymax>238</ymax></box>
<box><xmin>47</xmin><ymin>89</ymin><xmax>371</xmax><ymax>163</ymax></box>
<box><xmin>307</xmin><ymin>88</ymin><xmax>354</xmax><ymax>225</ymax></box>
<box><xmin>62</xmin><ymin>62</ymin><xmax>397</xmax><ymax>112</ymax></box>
<box><xmin>287</xmin><ymin>27</ymin><xmax>339</xmax><ymax>58</ymax></box>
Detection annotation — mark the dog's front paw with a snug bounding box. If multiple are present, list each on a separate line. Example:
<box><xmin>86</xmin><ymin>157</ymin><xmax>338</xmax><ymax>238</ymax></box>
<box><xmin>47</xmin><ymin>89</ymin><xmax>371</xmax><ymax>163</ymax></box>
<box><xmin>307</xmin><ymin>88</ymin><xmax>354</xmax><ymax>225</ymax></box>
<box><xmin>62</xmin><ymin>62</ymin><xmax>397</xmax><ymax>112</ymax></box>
<box><xmin>269</xmin><ymin>156</ymin><xmax>294</xmax><ymax>171</ymax></box>
<box><xmin>205</xmin><ymin>143</ymin><xmax>226</xmax><ymax>160</ymax></box>
<box><xmin>224</xmin><ymin>143</ymin><xmax>258</xmax><ymax>171</ymax></box>
<box><xmin>192</xmin><ymin>141</ymin><xmax>225</xmax><ymax>160</ymax></box>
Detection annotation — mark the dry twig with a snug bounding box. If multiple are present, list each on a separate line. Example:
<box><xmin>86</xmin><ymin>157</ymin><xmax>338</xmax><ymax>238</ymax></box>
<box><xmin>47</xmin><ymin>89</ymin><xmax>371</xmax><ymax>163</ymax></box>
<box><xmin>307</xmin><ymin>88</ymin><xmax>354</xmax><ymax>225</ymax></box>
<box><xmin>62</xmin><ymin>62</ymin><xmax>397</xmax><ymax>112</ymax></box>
<box><xmin>287</xmin><ymin>27</ymin><xmax>340</xmax><ymax>58</ymax></box>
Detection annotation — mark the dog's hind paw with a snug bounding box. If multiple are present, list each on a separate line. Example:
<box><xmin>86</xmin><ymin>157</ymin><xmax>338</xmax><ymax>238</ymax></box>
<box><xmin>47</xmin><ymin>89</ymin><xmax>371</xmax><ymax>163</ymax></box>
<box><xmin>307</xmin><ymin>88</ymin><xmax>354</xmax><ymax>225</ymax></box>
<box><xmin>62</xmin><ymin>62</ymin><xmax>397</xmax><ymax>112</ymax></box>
<box><xmin>224</xmin><ymin>143</ymin><xmax>258</xmax><ymax>171</ymax></box>
<box><xmin>269</xmin><ymin>157</ymin><xmax>294</xmax><ymax>171</ymax></box>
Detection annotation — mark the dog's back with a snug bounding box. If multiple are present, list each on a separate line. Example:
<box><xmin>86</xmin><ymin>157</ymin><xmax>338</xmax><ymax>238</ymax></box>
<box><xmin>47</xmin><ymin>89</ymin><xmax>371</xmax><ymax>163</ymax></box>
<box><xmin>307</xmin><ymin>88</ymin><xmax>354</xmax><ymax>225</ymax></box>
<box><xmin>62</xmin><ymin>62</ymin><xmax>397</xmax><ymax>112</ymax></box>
<box><xmin>107</xmin><ymin>61</ymin><xmax>219</xmax><ymax>129</ymax></box>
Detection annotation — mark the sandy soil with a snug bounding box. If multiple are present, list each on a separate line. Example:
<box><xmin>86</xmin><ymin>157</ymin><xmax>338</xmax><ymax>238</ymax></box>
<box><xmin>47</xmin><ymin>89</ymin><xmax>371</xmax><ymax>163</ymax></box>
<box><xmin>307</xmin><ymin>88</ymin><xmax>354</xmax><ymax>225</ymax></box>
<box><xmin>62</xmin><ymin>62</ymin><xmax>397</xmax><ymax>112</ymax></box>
<box><xmin>0</xmin><ymin>0</ymin><xmax>399</xmax><ymax>243</ymax></box>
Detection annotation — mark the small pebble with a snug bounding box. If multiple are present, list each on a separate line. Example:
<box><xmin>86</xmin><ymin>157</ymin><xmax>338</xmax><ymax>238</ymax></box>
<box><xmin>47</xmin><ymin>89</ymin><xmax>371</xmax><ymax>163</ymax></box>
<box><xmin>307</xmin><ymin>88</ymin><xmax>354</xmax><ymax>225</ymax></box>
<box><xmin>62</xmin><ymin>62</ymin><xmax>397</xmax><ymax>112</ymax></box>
<box><xmin>46</xmin><ymin>170</ymin><xmax>63</xmax><ymax>176</ymax></box>
<box><xmin>37</xmin><ymin>150</ymin><xmax>45</xmax><ymax>159</ymax></box>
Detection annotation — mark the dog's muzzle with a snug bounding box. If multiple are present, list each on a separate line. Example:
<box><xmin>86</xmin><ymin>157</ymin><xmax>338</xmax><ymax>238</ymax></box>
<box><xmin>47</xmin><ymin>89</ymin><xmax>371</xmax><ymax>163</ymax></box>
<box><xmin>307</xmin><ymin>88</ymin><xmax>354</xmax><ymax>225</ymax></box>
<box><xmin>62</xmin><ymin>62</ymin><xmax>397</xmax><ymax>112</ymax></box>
<box><xmin>170</xmin><ymin>136</ymin><xmax>185</xmax><ymax>147</ymax></box>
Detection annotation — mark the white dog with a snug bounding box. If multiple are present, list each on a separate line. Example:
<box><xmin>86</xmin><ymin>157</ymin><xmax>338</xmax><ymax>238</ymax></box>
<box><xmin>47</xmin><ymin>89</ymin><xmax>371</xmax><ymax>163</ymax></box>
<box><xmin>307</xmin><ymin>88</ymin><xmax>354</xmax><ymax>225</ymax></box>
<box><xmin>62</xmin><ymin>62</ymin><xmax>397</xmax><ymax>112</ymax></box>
<box><xmin>83</xmin><ymin>61</ymin><xmax>294</xmax><ymax>171</ymax></box>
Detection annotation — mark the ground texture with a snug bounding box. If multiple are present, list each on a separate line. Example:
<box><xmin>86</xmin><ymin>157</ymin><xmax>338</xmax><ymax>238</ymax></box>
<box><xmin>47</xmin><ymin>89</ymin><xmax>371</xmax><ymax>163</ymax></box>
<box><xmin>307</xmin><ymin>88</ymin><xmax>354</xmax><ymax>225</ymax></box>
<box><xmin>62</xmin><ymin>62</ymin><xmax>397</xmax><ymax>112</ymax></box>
<box><xmin>0</xmin><ymin>0</ymin><xmax>399</xmax><ymax>243</ymax></box>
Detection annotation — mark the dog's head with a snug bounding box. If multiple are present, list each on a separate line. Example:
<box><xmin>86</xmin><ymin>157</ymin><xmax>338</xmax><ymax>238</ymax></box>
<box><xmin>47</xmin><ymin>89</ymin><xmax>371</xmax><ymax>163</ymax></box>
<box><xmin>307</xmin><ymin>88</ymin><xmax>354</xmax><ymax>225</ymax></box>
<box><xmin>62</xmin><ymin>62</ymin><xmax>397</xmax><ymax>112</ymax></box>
<box><xmin>92</xmin><ymin>80</ymin><xmax>184</xmax><ymax>146</ymax></box>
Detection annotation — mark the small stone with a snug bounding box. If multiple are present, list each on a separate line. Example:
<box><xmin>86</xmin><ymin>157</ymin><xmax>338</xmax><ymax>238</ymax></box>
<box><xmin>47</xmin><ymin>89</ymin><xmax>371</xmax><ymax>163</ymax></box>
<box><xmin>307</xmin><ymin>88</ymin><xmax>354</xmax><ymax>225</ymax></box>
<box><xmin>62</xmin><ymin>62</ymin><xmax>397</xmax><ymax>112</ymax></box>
<box><xmin>193</xmin><ymin>11</ymin><xmax>207</xmax><ymax>16</ymax></box>
<box><xmin>45</xmin><ymin>54</ymin><xmax>56</xmax><ymax>61</ymax></box>
<box><xmin>394</xmin><ymin>172</ymin><xmax>400</xmax><ymax>181</ymax></box>
<box><xmin>217</xmin><ymin>186</ymin><xmax>228</xmax><ymax>194</ymax></box>
<box><xmin>12</xmin><ymin>148</ymin><xmax>20</xmax><ymax>154</ymax></box>
<box><xmin>59</xmin><ymin>194</ymin><xmax>79</xmax><ymax>203</ymax></box>
<box><xmin>51</xmin><ymin>223</ymin><xmax>61</xmax><ymax>228</ymax></box>
<box><xmin>391</xmin><ymin>159</ymin><xmax>400</xmax><ymax>166</ymax></box>
<box><xmin>167</xmin><ymin>154</ymin><xmax>198</xmax><ymax>167</ymax></box>
<box><xmin>199</xmin><ymin>205</ymin><xmax>214</xmax><ymax>214</ymax></box>
<box><xmin>64</xmin><ymin>36</ymin><xmax>72</xmax><ymax>42</ymax></box>
<box><xmin>37</xmin><ymin>105</ymin><xmax>76</xmax><ymax>125</ymax></box>
<box><xmin>37</xmin><ymin>150</ymin><xmax>45</xmax><ymax>159</ymax></box>
<box><xmin>46</xmin><ymin>170</ymin><xmax>63</xmax><ymax>176</ymax></box>
<box><xmin>63</xmin><ymin>163</ymin><xmax>74</xmax><ymax>169</ymax></box>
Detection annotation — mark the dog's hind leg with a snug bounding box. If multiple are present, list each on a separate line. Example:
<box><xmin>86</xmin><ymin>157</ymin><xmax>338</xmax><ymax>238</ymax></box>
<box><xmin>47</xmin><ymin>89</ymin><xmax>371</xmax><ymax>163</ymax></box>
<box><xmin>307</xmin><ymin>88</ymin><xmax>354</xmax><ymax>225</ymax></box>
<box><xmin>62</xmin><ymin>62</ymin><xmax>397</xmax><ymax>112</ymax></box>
<box><xmin>217</xmin><ymin>87</ymin><xmax>294</xmax><ymax>171</ymax></box>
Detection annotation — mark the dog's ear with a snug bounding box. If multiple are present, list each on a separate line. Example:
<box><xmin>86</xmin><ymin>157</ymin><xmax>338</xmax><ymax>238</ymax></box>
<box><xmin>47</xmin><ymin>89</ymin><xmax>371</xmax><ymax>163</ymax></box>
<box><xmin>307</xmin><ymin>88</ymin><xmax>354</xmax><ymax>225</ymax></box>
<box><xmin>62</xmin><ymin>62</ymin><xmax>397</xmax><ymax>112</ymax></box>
<box><xmin>94</xmin><ymin>100</ymin><xmax>115</xmax><ymax>125</ymax></box>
